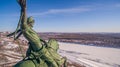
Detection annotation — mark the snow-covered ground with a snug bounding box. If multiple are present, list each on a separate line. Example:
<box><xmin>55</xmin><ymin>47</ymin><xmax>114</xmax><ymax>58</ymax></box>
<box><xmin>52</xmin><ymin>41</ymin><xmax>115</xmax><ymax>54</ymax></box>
<box><xmin>4</xmin><ymin>42</ymin><xmax>18</xmax><ymax>49</ymax></box>
<box><xmin>1</xmin><ymin>36</ymin><xmax>120</xmax><ymax>67</ymax></box>
<box><xmin>59</xmin><ymin>42</ymin><xmax>120</xmax><ymax>67</ymax></box>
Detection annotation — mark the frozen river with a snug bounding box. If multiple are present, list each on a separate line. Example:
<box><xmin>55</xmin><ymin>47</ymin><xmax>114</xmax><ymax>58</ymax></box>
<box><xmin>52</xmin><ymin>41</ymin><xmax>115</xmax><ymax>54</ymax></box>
<box><xmin>59</xmin><ymin>42</ymin><xmax>120</xmax><ymax>67</ymax></box>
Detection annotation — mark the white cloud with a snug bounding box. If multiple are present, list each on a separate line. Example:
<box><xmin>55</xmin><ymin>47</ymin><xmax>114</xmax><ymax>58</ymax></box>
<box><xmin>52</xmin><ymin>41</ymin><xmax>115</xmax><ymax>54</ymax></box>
<box><xmin>28</xmin><ymin>7</ymin><xmax>91</xmax><ymax>16</ymax></box>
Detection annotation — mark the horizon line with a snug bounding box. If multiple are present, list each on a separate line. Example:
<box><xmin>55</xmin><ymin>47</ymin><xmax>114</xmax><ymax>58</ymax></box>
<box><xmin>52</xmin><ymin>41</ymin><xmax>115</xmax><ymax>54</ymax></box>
<box><xmin>1</xmin><ymin>31</ymin><xmax>120</xmax><ymax>33</ymax></box>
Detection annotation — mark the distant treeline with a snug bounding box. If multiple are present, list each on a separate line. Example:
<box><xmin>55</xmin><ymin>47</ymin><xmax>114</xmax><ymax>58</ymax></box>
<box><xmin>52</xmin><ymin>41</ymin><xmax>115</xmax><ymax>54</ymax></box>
<box><xmin>38</xmin><ymin>32</ymin><xmax>120</xmax><ymax>48</ymax></box>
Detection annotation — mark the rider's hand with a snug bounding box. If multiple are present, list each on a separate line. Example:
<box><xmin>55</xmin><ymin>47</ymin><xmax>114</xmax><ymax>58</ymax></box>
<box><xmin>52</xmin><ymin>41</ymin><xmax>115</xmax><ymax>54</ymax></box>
<box><xmin>17</xmin><ymin>0</ymin><xmax>26</xmax><ymax>10</ymax></box>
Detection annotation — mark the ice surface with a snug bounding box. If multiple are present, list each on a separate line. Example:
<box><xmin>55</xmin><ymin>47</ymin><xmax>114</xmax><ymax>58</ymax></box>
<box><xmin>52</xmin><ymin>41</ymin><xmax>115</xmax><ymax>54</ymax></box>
<box><xmin>59</xmin><ymin>42</ymin><xmax>120</xmax><ymax>67</ymax></box>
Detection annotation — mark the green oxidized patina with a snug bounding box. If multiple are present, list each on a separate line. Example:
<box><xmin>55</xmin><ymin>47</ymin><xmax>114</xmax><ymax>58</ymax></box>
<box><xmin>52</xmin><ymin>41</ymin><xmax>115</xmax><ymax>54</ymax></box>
<box><xmin>7</xmin><ymin>0</ymin><xmax>67</xmax><ymax>67</ymax></box>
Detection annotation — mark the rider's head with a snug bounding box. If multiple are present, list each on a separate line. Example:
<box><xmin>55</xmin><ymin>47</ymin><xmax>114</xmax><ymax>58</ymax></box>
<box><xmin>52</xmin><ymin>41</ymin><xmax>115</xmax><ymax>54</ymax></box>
<box><xmin>27</xmin><ymin>16</ymin><xmax>34</xmax><ymax>27</ymax></box>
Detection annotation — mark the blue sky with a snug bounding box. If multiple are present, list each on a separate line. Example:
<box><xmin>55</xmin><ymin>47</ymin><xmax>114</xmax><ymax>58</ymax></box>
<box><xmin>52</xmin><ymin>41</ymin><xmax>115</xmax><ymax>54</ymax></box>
<box><xmin>0</xmin><ymin>0</ymin><xmax>120</xmax><ymax>32</ymax></box>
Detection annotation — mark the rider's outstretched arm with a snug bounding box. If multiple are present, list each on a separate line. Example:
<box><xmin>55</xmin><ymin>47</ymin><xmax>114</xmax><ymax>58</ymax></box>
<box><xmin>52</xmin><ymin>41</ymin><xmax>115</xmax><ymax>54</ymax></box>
<box><xmin>17</xmin><ymin>0</ymin><xmax>43</xmax><ymax>51</ymax></box>
<box><xmin>17</xmin><ymin>0</ymin><xmax>28</xmax><ymax>29</ymax></box>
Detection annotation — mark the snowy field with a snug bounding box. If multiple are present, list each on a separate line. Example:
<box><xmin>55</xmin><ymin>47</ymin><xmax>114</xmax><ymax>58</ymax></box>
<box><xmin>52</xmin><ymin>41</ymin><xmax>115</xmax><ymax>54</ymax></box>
<box><xmin>0</xmin><ymin>36</ymin><xmax>120</xmax><ymax>67</ymax></box>
<box><xmin>59</xmin><ymin>42</ymin><xmax>120</xmax><ymax>67</ymax></box>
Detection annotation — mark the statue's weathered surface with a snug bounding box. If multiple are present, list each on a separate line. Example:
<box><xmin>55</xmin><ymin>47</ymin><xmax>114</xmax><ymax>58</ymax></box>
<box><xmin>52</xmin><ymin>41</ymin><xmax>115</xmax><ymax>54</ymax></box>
<box><xmin>7</xmin><ymin>0</ymin><xmax>67</xmax><ymax>67</ymax></box>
